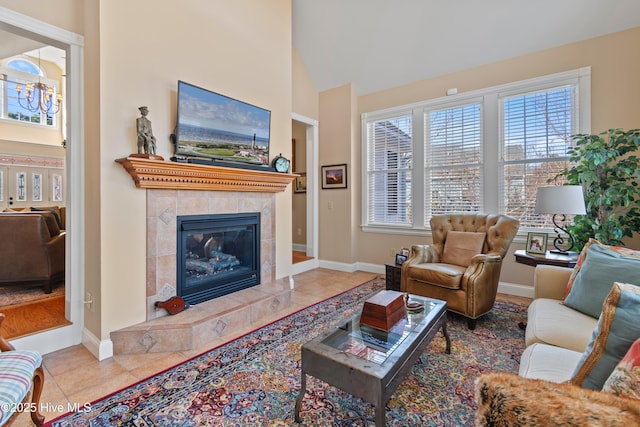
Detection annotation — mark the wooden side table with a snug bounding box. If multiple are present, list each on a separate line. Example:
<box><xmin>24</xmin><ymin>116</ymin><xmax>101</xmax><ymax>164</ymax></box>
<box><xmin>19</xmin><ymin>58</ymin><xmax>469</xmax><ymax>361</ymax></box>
<box><xmin>514</xmin><ymin>249</ymin><xmax>578</xmax><ymax>268</ymax></box>
<box><xmin>385</xmin><ymin>263</ymin><xmax>402</xmax><ymax>291</ymax></box>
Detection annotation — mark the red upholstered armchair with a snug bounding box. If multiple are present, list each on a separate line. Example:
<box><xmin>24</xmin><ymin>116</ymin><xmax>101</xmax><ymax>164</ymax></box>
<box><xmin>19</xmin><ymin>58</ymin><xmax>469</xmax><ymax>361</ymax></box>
<box><xmin>401</xmin><ymin>213</ymin><xmax>519</xmax><ymax>329</ymax></box>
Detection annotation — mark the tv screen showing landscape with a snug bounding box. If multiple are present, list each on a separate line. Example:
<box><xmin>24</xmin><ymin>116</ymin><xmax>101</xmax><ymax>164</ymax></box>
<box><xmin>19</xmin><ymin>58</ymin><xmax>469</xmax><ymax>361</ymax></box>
<box><xmin>175</xmin><ymin>81</ymin><xmax>271</xmax><ymax>165</ymax></box>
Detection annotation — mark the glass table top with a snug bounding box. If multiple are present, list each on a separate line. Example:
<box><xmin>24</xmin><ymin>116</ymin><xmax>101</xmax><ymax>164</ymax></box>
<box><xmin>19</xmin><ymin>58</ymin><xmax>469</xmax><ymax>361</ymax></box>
<box><xmin>321</xmin><ymin>295</ymin><xmax>443</xmax><ymax>365</ymax></box>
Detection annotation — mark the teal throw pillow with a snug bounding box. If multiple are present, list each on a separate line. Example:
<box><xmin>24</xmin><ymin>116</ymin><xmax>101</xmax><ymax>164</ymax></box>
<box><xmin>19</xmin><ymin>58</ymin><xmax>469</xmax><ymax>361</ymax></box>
<box><xmin>563</xmin><ymin>243</ymin><xmax>640</xmax><ymax>318</ymax></box>
<box><xmin>571</xmin><ymin>282</ymin><xmax>640</xmax><ymax>391</ymax></box>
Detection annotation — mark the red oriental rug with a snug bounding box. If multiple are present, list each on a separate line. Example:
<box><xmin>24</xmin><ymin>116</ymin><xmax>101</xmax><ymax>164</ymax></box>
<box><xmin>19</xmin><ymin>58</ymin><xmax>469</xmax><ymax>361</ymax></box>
<box><xmin>47</xmin><ymin>278</ymin><xmax>526</xmax><ymax>426</ymax></box>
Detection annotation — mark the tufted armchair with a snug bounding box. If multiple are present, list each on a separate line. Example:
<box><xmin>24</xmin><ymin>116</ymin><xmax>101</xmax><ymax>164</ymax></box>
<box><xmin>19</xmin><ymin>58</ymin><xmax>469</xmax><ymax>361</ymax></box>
<box><xmin>401</xmin><ymin>213</ymin><xmax>519</xmax><ymax>329</ymax></box>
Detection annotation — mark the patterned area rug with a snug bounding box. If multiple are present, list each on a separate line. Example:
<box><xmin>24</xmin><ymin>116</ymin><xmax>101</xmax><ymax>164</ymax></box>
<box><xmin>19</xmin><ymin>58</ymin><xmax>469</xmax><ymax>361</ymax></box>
<box><xmin>48</xmin><ymin>279</ymin><xmax>526</xmax><ymax>426</ymax></box>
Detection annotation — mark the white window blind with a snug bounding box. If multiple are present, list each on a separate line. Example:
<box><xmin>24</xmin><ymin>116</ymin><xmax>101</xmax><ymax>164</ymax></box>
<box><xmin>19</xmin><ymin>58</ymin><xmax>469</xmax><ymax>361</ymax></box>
<box><xmin>425</xmin><ymin>103</ymin><xmax>482</xmax><ymax>221</ymax></box>
<box><xmin>501</xmin><ymin>85</ymin><xmax>574</xmax><ymax>228</ymax></box>
<box><xmin>366</xmin><ymin>115</ymin><xmax>413</xmax><ymax>225</ymax></box>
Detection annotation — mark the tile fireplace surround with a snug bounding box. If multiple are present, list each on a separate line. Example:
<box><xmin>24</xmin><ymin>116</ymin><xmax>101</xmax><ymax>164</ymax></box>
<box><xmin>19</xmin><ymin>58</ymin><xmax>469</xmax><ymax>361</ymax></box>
<box><xmin>112</xmin><ymin>157</ymin><xmax>296</xmax><ymax>354</ymax></box>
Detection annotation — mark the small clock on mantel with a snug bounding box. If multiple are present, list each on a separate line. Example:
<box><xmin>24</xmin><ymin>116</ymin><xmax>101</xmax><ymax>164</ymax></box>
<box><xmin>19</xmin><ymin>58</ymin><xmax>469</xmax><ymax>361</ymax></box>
<box><xmin>271</xmin><ymin>153</ymin><xmax>291</xmax><ymax>173</ymax></box>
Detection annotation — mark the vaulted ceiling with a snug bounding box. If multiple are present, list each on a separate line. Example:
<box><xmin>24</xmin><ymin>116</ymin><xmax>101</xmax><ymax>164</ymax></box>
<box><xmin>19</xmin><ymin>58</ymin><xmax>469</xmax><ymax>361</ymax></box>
<box><xmin>293</xmin><ymin>0</ymin><xmax>640</xmax><ymax>95</ymax></box>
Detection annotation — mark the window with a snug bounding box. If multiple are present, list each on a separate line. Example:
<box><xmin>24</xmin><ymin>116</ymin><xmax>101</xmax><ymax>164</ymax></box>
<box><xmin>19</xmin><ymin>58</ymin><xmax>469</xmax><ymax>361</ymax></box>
<box><xmin>362</xmin><ymin>68</ymin><xmax>590</xmax><ymax>233</ymax></box>
<box><xmin>1</xmin><ymin>58</ymin><xmax>60</xmax><ymax>126</ymax></box>
<box><xmin>365</xmin><ymin>114</ymin><xmax>413</xmax><ymax>226</ymax></box>
<box><xmin>501</xmin><ymin>86</ymin><xmax>574</xmax><ymax>228</ymax></box>
<box><xmin>425</xmin><ymin>102</ymin><xmax>482</xmax><ymax>222</ymax></box>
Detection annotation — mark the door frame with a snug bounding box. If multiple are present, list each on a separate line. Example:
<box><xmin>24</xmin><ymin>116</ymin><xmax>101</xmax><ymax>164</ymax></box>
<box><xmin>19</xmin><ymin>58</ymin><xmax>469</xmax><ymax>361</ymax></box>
<box><xmin>291</xmin><ymin>113</ymin><xmax>319</xmax><ymax>275</ymax></box>
<box><xmin>0</xmin><ymin>7</ymin><xmax>85</xmax><ymax>353</ymax></box>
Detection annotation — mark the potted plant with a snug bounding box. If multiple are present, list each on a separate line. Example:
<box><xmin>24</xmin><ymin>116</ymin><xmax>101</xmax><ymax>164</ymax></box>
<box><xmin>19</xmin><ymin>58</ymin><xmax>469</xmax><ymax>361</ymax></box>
<box><xmin>553</xmin><ymin>128</ymin><xmax>640</xmax><ymax>250</ymax></box>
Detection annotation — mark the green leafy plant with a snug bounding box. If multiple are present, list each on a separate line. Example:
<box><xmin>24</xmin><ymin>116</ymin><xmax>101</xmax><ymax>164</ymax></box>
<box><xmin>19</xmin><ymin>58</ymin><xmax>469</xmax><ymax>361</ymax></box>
<box><xmin>554</xmin><ymin>128</ymin><xmax>640</xmax><ymax>250</ymax></box>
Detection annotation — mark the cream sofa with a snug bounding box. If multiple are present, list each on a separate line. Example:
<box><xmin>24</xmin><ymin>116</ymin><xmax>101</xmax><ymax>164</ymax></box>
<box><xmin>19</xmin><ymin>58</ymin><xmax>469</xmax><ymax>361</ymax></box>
<box><xmin>519</xmin><ymin>264</ymin><xmax>597</xmax><ymax>382</ymax></box>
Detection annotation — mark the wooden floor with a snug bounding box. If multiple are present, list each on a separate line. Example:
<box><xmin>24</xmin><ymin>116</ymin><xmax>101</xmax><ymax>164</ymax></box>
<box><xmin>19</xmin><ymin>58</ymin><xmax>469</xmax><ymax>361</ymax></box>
<box><xmin>292</xmin><ymin>250</ymin><xmax>314</xmax><ymax>264</ymax></box>
<box><xmin>0</xmin><ymin>295</ymin><xmax>70</xmax><ymax>339</ymax></box>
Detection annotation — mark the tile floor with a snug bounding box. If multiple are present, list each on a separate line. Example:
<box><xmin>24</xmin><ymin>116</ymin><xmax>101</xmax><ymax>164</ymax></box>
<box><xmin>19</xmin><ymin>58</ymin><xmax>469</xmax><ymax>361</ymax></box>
<box><xmin>13</xmin><ymin>268</ymin><xmax>531</xmax><ymax>426</ymax></box>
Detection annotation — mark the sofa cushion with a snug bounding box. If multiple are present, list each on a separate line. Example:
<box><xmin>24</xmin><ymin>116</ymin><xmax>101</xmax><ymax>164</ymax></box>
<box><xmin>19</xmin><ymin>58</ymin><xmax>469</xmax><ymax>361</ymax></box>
<box><xmin>0</xmin><ymin>350</ymin><xmax>42</xmax><ymax>426</ymax></box>
<box><xmin>563</xmin><ymin>239</ymin><xmax>640</xmax><ymax>299</ymax></box>
<box><xmin>405</xmin><ymin>263</ymin><xmax>466</xmax><ymax>290</ymax></box>
<box><xmin>441</xmin><ymin>231</ymin><xmax>486</xmax><ymax>267</ymax></box>
<box><xmin>571</xmin><ymin>282</ymin><xmax>640</xmax><ymax>391</ymax></box>
<box><xmin>563</xmin><ymin>242</ymin><xmax>640</xmax><ymax>318</ymax></box>
<box><xmin>525</xmin><ymin>298</ymin><xmax>597</xmax><ymax>352</ymax></box>
<box><xmin>519</xmin><ymin>342</ymin><xmax>583</xmax><ymax>383</ymax></box>
<box><xmin>602</xmin><ymin>336</ymin><xmax>640</xmax><ymax>399</ymax></box>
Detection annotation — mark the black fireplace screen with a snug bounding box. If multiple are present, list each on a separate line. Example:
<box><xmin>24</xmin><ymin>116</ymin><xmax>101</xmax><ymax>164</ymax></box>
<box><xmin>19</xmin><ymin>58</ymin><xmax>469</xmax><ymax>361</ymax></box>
<box><xmin>177</xmin><ymin>213</ymin><xmax>260</xmax><ymax>305</ymax></box>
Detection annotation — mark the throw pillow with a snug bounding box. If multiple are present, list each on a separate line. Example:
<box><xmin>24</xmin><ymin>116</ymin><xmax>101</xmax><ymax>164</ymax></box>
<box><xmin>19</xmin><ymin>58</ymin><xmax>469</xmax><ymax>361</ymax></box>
<box><xmin>570</xmin><ymin>282</ymin><xmax>640</xmax><ymax>391</ymax></box>
<box><xmin>563</xmin><ymin>239</ymin><xmax>640</xmax><ymax>299</ymax></box>
<box><xmin>440</xmin><ymin>231</ymin><xmax>486</xmax><ymax>267</ymax></box>
<box><xmin>602</xmin><ymin>337</ymin><xmax>640</xmax><ymax>399</ymax></box>
<box><xmin>563</xmin><ymin>242</ymin><xmax>640</xmax><ymax>318</ymax></box>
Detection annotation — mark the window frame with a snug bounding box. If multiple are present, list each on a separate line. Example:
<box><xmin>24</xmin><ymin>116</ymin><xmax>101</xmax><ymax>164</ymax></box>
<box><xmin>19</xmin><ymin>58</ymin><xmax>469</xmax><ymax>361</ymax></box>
<box><xmin>361</xmin><ymin>67</ymin><xmax>591</xmax><ymax>237</ymax></box>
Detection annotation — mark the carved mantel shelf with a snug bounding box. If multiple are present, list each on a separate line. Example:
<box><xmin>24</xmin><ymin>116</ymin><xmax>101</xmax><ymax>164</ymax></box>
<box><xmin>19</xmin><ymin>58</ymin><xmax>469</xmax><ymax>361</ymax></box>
<box><xmin>116</xmin><ymin>156</ymin><xmax>296</xmax><ymax>192</ymax></box>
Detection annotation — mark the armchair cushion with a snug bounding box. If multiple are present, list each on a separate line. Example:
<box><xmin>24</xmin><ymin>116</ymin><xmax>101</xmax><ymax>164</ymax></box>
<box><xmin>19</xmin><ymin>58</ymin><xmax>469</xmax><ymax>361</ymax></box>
<box><xmin>405</xmin><ymin>263</ymin><xmax>466</xmax><ymax>290</ymax></box>
<box><xmin>440</xmin><ymin>231</ymin><xmax>486</xmax><ymax>267</ymax></box>
<box><xmin>0</xmin><ymin>350</ymin><xmax>43</xmax><ymax>425</ymax></box>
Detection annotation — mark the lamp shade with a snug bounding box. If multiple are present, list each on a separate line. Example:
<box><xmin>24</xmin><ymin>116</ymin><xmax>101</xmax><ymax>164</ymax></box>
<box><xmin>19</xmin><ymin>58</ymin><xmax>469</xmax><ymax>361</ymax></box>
<box><xmin>535</xmin><ymin>185</ymin><xmax>586</xmax><ymax>215</ymax></box>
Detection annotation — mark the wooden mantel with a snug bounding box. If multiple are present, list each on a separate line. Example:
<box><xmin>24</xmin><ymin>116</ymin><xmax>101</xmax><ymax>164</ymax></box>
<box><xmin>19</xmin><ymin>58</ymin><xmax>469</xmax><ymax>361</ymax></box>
<box><xmin>116</xmin><ymin>156</ymin><xmax>296</xmax><ymax>192</ymax></box>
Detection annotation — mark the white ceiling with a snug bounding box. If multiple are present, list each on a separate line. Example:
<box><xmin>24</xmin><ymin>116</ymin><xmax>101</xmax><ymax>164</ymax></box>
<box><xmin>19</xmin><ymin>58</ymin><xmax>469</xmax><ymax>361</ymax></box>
<box><xmin>293</xmin><ymin>0</ymin><xmax>640</xmax><ymax>95</ymax></box>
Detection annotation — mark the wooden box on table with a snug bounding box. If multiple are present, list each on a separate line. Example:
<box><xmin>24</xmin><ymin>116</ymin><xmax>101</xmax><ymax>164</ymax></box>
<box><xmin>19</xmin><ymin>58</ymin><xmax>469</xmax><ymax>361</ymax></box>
<box><xmin>360</xmin><ymin>290</ymin><xmax>407</xmax><ymax>332</ymax></box>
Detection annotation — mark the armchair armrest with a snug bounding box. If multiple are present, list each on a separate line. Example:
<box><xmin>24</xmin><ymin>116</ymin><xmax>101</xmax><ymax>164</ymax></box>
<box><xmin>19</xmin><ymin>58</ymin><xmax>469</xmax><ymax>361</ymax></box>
<box><xmin>533</xmin><ymin>265</ymin><xmax>573</xmax><ymax>300</ymax></box>
<box><xmin>406</xmin><ymin>244</ymin><xmax>439</xmax><ymax>264</ymax></box>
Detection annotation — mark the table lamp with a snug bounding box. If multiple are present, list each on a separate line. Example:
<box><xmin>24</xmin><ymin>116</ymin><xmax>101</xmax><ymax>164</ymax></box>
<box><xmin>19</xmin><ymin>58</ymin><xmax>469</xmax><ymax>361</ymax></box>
<box><xmin>535</xmin><ymin>185</ymin><xmax>586</xmax><ymax>254</ymax></box>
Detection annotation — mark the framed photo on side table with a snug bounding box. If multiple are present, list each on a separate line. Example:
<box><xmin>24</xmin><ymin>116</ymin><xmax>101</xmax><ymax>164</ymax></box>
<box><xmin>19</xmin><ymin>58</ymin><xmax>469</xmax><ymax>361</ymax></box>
<box><xmin>395</xmin><ymin>254</ymin><xmax>408</xmax><ymax>265</ymax></box>
<box><xmin>526</xmin><ymin>232</ymin><xmax>548</xmax><ymax>255</ymax></box>
<box><xmin>321</xmin><ymin>164</ymin><xmax>347</xmax><ymax>189</ymax></box>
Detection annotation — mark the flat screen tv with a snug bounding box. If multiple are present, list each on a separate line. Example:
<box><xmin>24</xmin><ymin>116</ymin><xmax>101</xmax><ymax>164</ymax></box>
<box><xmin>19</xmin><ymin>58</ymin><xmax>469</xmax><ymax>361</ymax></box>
<box><xmin>175</xmin><ymin>80</ymin><xmax>271</xmax><ymax>166</ymax></box>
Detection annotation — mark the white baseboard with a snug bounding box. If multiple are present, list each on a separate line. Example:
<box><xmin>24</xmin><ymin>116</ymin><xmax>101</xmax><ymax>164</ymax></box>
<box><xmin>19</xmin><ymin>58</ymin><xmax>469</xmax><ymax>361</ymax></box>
<box><xmin>82</xmin><ymin>328</ymin><xmax>113</xmax><ymax>361</ymax></box>
<box><xmin>292</xmin><ymin>243</ymin><xmax>307</xmax><ymax>252</ymax></box>
<box><xmin>498</xmin><ymin>281</ymin><xmax>534</xmax><ymax>299</ymax></box>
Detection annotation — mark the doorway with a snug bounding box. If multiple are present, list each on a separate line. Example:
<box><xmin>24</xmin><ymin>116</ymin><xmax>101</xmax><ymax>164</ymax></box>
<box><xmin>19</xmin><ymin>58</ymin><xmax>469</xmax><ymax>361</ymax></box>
<box><xmin>0</xmin><ymin>7</ymin><xmax>84</xmax><ymax>354</ymax></box>
<box><xmin>291</xmin><ymin>113</ymin><xmax>319</xmax><ymax>275</ymax></box>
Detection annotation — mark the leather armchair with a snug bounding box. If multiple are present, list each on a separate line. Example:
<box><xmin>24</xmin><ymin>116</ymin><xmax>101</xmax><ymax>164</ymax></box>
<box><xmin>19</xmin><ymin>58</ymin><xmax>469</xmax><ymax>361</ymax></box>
<box><xmin>0</xmin><ymin>212</ymin><xmax>65</xmax><ymax>293</ymax></box>
<box><xmin>401</xmin><ymin>213</ymin><xmax>519</xmax><ymax>329</ymax></box>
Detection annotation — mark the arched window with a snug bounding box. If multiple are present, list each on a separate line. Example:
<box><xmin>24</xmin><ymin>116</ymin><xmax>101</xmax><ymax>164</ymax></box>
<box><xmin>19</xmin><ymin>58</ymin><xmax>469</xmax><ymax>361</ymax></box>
<box><xmin>1</xmin><ymin>57</ymin><xmax>60</xmax><ymax>126</ymax></box>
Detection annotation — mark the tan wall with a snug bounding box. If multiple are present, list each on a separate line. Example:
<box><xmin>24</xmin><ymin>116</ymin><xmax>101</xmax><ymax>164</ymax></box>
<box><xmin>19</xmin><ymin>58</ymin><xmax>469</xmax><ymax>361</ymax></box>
<box><xmin>292</xmin><ymin>48</ymin><xmax>319</xmax><ymax>120</ymax></box>
<box><xmin>318</xmin><ymin>84</ymin><xmax>356</xmax><ymax>262</ymax></box>
<box><xmin>97</xmin><ymin>0</ymin><xmax>292</xmax><ymax>338</ymax></box>
<box><xmin>0</xmin><ymin>0</ymin><xmax>85</xmax><ymax>34</ymax></box>
<box><xmin>348</xmin><ymin>27</ymin><xmax>640</xmax><ymax>287</ymax></box>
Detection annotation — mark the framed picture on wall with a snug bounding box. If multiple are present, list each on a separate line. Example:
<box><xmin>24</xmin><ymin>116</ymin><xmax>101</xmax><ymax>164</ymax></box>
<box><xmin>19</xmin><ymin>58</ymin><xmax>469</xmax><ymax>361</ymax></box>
<box><xmin>321</xmin><ymin>164</ymin><xmax>347</xmax><ymax>189</ymax></box>
<box><xmin>294</xmin><ymin>172</ymin><xmax>307</xmax><ymax>193</ymax></box>
<box><xmin>526</xmin><ymin>232</ymin><xmax>548</xmax><ymax>255</ymax></box>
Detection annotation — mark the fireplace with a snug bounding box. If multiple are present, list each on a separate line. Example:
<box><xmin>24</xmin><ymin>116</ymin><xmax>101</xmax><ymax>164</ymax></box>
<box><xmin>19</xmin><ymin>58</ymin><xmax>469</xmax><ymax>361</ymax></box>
<box><xmin>177</xmin><ymin>213</ymin><xmax>260</xmax><ymax>305</ymax></box>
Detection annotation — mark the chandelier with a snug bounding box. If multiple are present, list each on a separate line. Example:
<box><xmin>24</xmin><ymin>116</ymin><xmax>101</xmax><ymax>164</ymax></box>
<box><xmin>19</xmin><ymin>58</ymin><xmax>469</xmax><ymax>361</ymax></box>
<box><xmin>15</xmin><ymin>81</ymin><xmax>62</xmax><ymax>115</ymax></box>
<box><xmin>14</xmin><ymin>48</ymin><xmax>62</xmax><ymax>115</ymax></box>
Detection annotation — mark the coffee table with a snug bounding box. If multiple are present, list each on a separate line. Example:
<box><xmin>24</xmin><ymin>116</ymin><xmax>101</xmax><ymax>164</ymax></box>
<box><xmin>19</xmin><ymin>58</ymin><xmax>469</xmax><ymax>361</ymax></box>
<box><xmin>294</xmin><ymin>294</ymin><xmax>450</xmax><ymax>426</ymax></box>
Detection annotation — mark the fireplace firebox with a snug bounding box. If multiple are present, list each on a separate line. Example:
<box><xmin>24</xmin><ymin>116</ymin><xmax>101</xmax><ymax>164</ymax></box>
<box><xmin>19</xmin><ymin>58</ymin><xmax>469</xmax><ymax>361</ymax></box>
<box><xmin>177</xmin><ymin>213</ymin><xmax>260</xmax><ymax>305</ymax></box>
